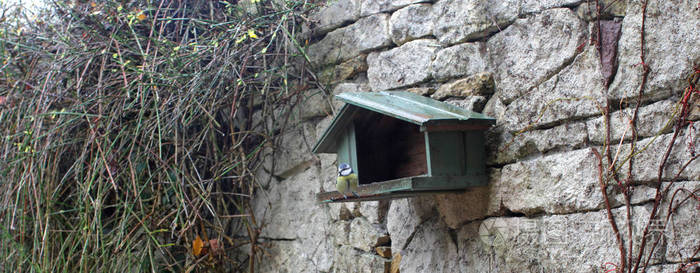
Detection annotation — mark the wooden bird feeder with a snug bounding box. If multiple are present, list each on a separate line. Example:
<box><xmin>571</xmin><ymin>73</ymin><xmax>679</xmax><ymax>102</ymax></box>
<box><xmin>313</xmin><ymin>91</ymin><xmax>496</xmax><ymax>203</ymax></box>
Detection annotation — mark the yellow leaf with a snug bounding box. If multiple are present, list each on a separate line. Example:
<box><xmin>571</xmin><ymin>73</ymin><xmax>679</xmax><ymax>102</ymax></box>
<box><xmin>247</xmin><ymin>29</ymin><xmax>258</xmax><ymax>39</ymax></box>
<box><xmin>136</xmin><ymin>12</ymin><xmax>147</xmax><ymax>21</ymax></box>
<box><xmin>90</xmin><ymin>2</ymin><xmax>97</xmax><ymax>7</ymax></box>
<box><xmin>192</xmin><ymin>235</ymin><xmax>204</xmax><ymax>256</ymax></box>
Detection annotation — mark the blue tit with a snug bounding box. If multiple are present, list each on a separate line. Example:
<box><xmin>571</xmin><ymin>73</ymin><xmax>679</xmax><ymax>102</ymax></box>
<box><xmin>336</xmin><ymin>163</ymin><xmax>359</xmax><ymax>199</ymax></box>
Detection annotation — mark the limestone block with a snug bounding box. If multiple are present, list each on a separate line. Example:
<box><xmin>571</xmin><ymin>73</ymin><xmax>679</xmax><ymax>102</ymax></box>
<box><xmin>482</xmin><ymin>96</ymin><xmax>507</xmax><ymax>122</ymax></box>
<box><xmin>333</xmin><ymin>245</ymin><xmax>388</xmax><ymax>273</ymax></box>
<box><xmin>252</xmin><ymin>166</ymin><xmax>327</xmax><ymax>239</ymax></box>
<box><xmin>298</xmin><ymin>89</ymin><xmax>333</xmax><ymax>121</ymax></box>
<box><xmin>332</xmin><ymin>82</ymin><xmax>370</xmax><ymax>110</ymax></box>
<box><xmin>455</xmin><ymin>206</ymin><xmax>659</xmax><ymax>272</ymax></box>
<box><xmin>387</xmin><ymin>197</ymin><xmax>435</xmax><ymax>252</ymax></box>
<box><xmin>430</xmin><ymin>42</ymin><xmax>488</xmax><ymax>81</ymax></box>
<box><xmin>348</xmin><ymin>217</ymin><xmax>388</xmax><ymax>252</ymax></box>
<box><xmin>390</xmin><ymin>4</ymin><xmax>434</xmax><ymax>45</ymax></box>
<box><xmin>608</xmin><ymin>0</ymin><xmax>700</xmax><ymax>101</ymax></box>
<box><xmin>613</xmin><ymin>128</ymin><xmax>699</xmax><ymax>183</ymax></box>
<box><xmin>406</xmin><ymin>86</ymin><xmax>435</xmax><ymax>96</ymax></box>
<box><xmin>317</xmin><ymin>54</ymin><xmax>368</xmax><ymax>86</ymax></box>
<box><xmin>309</xmin><ymin>14</ymin><xmax>391</xmax><ymax>67</ymax></box>
<box><xmin>659</xmin><ymin>181</ymin><xmax>700</xmax><ymax>262</ymax></box>
<box><xmin>367</xmin><ymin>39</ymin><xmax>441</xmax><ymax>91</ymax></box>
<box><xmin>500</xmin><ymin>45</ymin><xmax>605</xmax><ymax>133</ymax></box>
<box><xmin>315</xmin><ymin>116</ymin><xmax>335</xmax><ymax>147</ymax></box>
<box><xmin>537</xmin><ymin>206</ymin><xmax>656</xmax><ymax>271</ymax></box>
<box><xmin>586</xmin><ymin>100</ymin><xmax>677</xmax><ymax>145</ymax></box>
<box><xmin>488</xmin><ymin>121</ymin><xmax>589</xmax><ymax>164</ymax></box>
<box><xmin>257</xmin><ymin>240</ymin><xmax>335</xmax><ymax>273</ymax></box>
<box><xmin>399</xmin><ymin>218</ymin><xmax>461</xmax><ymax>273</ymax></box>
<box><xmin>434</xmin><ymin>171</ymin><xmax>500</xmax><ymax>229</ymax></box>
<box><xmin>522</xmin><ymin>0</ymin><xmax>582</xmax><ymax>14</ymax></box>
<box><xmin>333</xmin><ymin>82</ymin><xmax>370</xmax><ymax>94</ymax></box>
<box><xmin>330</xmin><ymin>220</ymin><xmax>349</xmax><ymax>246</ymax></box>
<box><xmin>354</xmin><ymin>200</ymin><xmax>389</xmax><ymax>224</ymax></box>
<box><xmin>488</xmin><ymin>8</ymin><xmax>587</xmax><ymax>103</ymax></box>
<box><xmin>319</xmin><ymin>153</ymin><xmax>338</xmax><ymax>193</ymax></box>
<box><xmin>433</xmin><ymin>0</ymin><xmax>520</xmax><ymax>45</ymax></box>
<box><xmin>646</xmin><ymin>264</ymin><xmax>696</xmax><ymax>273</ymax></box>
<box><xmin>575</xmin><ymin>0</ymin><xmax>626</xmax><ymax>21</ymax></box>
<box><xmin>310</xmin><ymin>0</ymin><xmax>361</xmax><ymax>34</ymax></box>
<box><xmin>270</xmin><ymin>123</ymin><xmax>317</xmax><ymax>179</ymax></box>
<box><xmin>444</xmin><ymin>96</ymin><xmax>487</xmax><ymax>113</ymax></box>
<box><xmin>360</xmin><ymin>0</ymin><xmax>427</xmax><ymax>17</ymax></box>
<box><xmin>499</xmin><ymin>148</ymin><xmax>605</xmax><ymax>215</ymax></box>
<box><xmin>431</xmin><ymin>72</ymin><xmax>494</xmax><ymax>100</ymax></box>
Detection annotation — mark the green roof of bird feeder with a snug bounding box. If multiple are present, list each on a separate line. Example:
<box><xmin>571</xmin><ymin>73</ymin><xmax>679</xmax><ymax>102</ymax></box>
<box><xmin>313</xmin><ymin>91</ymin><xmax>496</xmax><ymax>203</ymax></box>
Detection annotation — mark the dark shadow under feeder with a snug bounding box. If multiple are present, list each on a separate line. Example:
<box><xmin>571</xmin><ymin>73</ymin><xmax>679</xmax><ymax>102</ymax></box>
<box><xmin>312</xmin><ymin>91</ymin><xmax>496</xmax><ymax>203</ymax></box>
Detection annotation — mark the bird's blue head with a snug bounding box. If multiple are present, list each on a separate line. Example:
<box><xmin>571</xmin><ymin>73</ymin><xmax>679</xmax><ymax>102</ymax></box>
<box><xmin>338</xmin><ymin>163</ymin><xmax>353</xmax><ymax>176</ymax></box>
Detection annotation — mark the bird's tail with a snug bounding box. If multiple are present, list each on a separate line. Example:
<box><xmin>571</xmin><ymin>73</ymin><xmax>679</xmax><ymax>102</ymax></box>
<box><xmin>352</xmin><ymin>192</ymin><xmax>359</xmax><ymax>198</ymax></box>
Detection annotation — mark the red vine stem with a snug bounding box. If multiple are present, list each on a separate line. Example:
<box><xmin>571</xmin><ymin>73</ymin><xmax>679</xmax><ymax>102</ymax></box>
<box><xmin>593</xmin><ymin>148</ymin><xmax>626</xmax><ymax>272</ymax></box>
<box><xmin>641</xmin><ymin>155</ymin><xmax>700</xmax><ymax>270</ymax></box>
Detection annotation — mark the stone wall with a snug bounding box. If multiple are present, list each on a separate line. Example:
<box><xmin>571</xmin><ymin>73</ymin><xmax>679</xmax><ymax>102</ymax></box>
<box><xmin>250</xmin><ymin>0</ymin><xmax>699</xmax><ymax>272</ymax></box>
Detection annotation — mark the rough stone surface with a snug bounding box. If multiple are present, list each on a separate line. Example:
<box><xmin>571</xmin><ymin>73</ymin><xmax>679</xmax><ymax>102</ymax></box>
<box><xmin>444</xmin><ymin>96</ymin><xmax>487</xmax><ymax>113</ymax></box>
<box><xmin>252</xmin><ymin>166</ymin><xmax>323</xmax><ymax>239</ymax></box>
<box><xmin>500</xmin><ymin>45</ymin><xmax>605</xmax><ymax>133</ymax></box>
<box><xmin>310</xmin><ymin>0</ymin><xmax>361</xmax><ymax>34</ymax></box>
<box><xmin>355</xmin><ymin>201</ymin><xmax>389</xmax><ymax>224</ymax></box>
<box><xmin>262</xmin><ymin>123</ymin><xmax>317</xmax><ymax>179</ymax></box>
<box><xmin>430</xmin><ymin>42</ymin><xmax>488</xmax><ymax>81</ymax></box>
<box><xmin>390</xmin><ymin>4</ymin><xmax>434</xmax><ymax>45</ymax></box>
<box><xmin>317</xmin><ymin>54</ymin><xmax>368</xmax><ymax>85</ymax></box>
<box><xmin>433</xmin><ymin>0</ymin><xmax>520</xmax><ymax>45</ymax></box>
<box><xmin>646</xmin><ymin>264</ymin><xmax>698</xmax><ymax>273</ymax></box>
<box><xmin>454</xmin><ymin>206</ymin><xmax>657</xmax><ymax>272</ymax></box>
<box><xmin>659</xmin><ymin>181</ymin><xmax>700</xmax><ymax>263</ymax></box>
<box><xmin>575</xmin><ymin>0</ymin><xmax>627</xmax><ymax>21</ymax></box>
<box><xmin>613</xmin><ymin>128</ymin><xmax>699</xmax><ymax>183</ymax></box>
<box><xmin>298</xmin><ymin>90</ymin><xmax>333</xmax><ymax>120</ymax></box>
<box><xmin>387</xmin><ymin>197</ymin><xmax>435</xmax><ymax>252</ymax></box>
<box><xmin>608</xmin><ymin>0</ymin><xmax>700</xmax><ymax>101</ymax></box>
<box><xmin>499</xmin><ymin>148</ymin><xmax>604</xmax><ymax>215</ymax></box>
<box><xmin>488</xmin><ymin>8</ymin><xmax>587</xmax><ymax>104</ymax></box>
<box><xmin>360</xmin><ymin>0</ymin><xmax>426</xmax><ymax>17</ymax></box>
<box><xmin>331</xmin><ymin>81</ymin><xmax>370</xmax><ymax>110</ymax></box>
<box><xmin>257</xmin><ymin>239</ymin><xmax>336</xmax><ymax>273</ymax></box>
<box><xmin>522</xmin><ymin>0</ymin><xmax>582</xmax><ymax>14</ymax></box>
<box><xmin>406</xmin><ymin>86</ymin><xmax>435</xmax><ymax>96</ymax></box>
<box><xmin>432</xmin><ymin>72</ymin><xmax>494</xmax><ymax>100</ymax></box>
<box><xmin>586</xmin><ymin>99</ymin><xmax>677</xmax><ymax>144</ymax></box>
<box><xmin>367</xmin><ymin>39</ymin><xmax>441</xmax><ymax>91</ymax></box>
<box><xmin>488</xmin><ymin>121</ymin><xmax>589</xmax><ymax>164</ymax></box>
<box><xmin>434</xmin><ymin>169</ymin><xmax>502</xmax><ymax>229</ymax></box>
<box><xmin>399</xmin><ymin>218</ymin><xmax>460</xmax><ymax>273</ymax></box>
<box><xmin>348</xmin><ymin>217</ymin><xmax>387</xmax><ymax>252</ymax></box>
<box><xmin>309</xmin><ymin>14</ymin><xmax>391</xmax><ymax>67</ymax></box>
<box><xmin>482</xmin><ymin>96</ymin><xmax>507</xmax><ymax>122</ymax></box>
<box><xmin>333</xmin><ymin>245</ymin><xmax>387</xmax><ymax>273</ymax></box>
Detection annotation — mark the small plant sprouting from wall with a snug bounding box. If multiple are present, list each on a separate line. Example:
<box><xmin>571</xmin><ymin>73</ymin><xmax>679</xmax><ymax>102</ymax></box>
<box><xmin>0</xmin><ymin>1</ymin><xmax>324</xmax><ymax>272</ymax></box>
